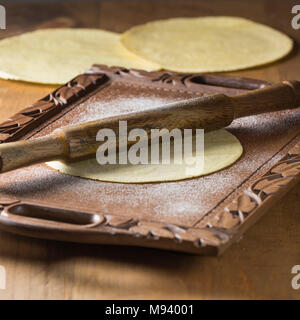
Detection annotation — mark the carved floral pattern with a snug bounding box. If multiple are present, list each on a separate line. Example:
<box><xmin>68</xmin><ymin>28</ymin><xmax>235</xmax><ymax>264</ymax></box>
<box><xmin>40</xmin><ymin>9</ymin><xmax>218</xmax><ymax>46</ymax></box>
<box><xmin>0</xmin><ymin>73</ymin><xmax>108</xmax><ymax>143</ymax></box>
<box><xmin>0</xmin><ymin>66</ymin><xmax>298</xmax><ymax>254</ymax></box>
<box><xmin>198</xmin><ymin>152</ymin><xmax>300</xmax><ymax>231</ymax></box>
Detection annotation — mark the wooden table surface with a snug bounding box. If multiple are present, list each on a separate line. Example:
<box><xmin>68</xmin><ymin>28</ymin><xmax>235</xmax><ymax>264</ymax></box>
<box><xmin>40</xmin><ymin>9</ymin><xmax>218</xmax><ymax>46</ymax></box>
<box><xmin>0</xmin><ymin>0</ymin><xmax>299</xmax><ymax>300</ymax></box>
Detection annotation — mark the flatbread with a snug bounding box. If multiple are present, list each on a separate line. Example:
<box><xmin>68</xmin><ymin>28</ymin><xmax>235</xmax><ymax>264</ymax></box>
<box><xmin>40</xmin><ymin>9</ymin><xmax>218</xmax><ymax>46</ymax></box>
<box><xmin>120</xmin><ymin>16</ymin><xmax>293</xmax><ymax>73</ymax></box>
<box><xmin>46</xmin><ymin>129</ymin><xmax>243</xmax><ymax>183</ymax></box>
<box><xmin>0</xmin><ymin>28</ymin><xmax>160</xmax><ymax>84</ymax></box>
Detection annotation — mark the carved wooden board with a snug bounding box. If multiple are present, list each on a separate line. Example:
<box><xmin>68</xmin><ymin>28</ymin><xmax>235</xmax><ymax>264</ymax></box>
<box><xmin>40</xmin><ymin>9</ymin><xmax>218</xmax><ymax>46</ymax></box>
<box><xmin>0</xmin><ymin>65</ymin><xmax>299</xmax><ymax>255</ymax></box>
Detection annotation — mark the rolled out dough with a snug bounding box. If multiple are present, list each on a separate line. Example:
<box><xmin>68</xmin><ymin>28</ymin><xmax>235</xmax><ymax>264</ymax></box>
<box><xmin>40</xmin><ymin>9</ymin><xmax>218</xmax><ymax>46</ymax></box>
<box><xmin>0</xmin><ymin>28</ymin><xmax>160</xmax><ymax>84</ymax></box>
<box><xmin>120</xmin><ymin>16</ymin><xmax>293</xmax><ymax>73</ymax></box>
<box><xmin>46</xmin><ymin>129</ymin><xmax>243</xmax><ymax>183</ymax></box>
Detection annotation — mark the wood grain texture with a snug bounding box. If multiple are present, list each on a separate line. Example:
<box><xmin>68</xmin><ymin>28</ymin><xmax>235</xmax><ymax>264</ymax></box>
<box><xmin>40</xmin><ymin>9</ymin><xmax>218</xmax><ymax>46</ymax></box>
<box><xmin>4</xmin><ymin>76</ymin><xmax>298</xmax><ymax>172</ymax></box>
<box><xmin>0</xmin><ymin>0</ymin><xmax>299</xmax><ymax>299</ymax></box>
<box><xmin>1</xmin><ymin>66</ymin><xmax>295</xmax><ymax>256</ymax></box>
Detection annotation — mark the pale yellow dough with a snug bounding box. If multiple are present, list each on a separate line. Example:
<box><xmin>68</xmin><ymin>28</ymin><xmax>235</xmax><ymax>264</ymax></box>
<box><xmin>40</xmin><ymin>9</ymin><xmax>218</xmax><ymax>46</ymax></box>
<box><xmin>0</xmin><ymin>28</ymin><xmax>160</xmax><ymax>84</ymax></box>
<box><xmin>46</xmin><ymin>129</ymin><xmax>243</xmax><ymax>183</ymax></box>
<box><xmin>120</xmin><ymin>16</ymin><xmax>293</xmax><ymax>73</ymax></box>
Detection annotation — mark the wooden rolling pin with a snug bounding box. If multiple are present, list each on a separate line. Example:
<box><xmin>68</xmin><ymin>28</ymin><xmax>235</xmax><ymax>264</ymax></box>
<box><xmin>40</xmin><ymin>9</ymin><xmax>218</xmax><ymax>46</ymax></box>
<box><xmin>0</xmin><ymin>80</ymin><xmax>299</xmax><ymax>173</ymax></box>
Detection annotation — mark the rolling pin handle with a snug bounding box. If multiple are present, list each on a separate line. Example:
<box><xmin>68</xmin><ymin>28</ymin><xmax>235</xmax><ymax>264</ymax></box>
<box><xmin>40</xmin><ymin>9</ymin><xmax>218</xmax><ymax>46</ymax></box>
<box><xmin>0</xmin><ymin>134</ymin><xmax>68</xmax><ymax>173</ymax></box>
<box><xmin>232</xmin><ymin>80</ymin><xmax>300</xmax><ymax>119</ymax></box>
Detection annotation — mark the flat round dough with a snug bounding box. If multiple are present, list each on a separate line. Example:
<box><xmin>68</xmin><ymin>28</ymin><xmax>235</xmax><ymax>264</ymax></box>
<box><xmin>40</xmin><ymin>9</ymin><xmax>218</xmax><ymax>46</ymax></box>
<box><xmin>0</xmin><ymin>28</ymin><xmax>160</xmax><ymax>84</ymax></box>
<box><xmin>46</xmin><ymin>129</ymin><xmax>243</xmax><ymax>183</ymax></box>
<box><xmin>121</xmin><ymin>16</ymin><xmax>293</xmax><ymax>73</ymax></box>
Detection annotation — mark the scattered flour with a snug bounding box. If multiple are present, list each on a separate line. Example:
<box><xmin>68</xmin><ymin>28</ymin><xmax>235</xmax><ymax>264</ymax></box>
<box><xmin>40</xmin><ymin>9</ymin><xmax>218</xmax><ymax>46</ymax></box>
<box><xmin>1</xmin><ymin>91</ymin><xmax>299</xmax><ymax>225</ymax></box>
<box><xmin>72</xmin><ymin>96</ymin><xmax>173</xmax><ymax>125</ymax></box>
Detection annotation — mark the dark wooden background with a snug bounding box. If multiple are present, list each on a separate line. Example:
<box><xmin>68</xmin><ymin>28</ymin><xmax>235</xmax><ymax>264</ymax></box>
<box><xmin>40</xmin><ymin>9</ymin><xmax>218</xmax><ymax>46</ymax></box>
<box><xmin>0</xmin><ymin>0</ymin><xmax>299</xmax><ymax>299</ymax></box>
